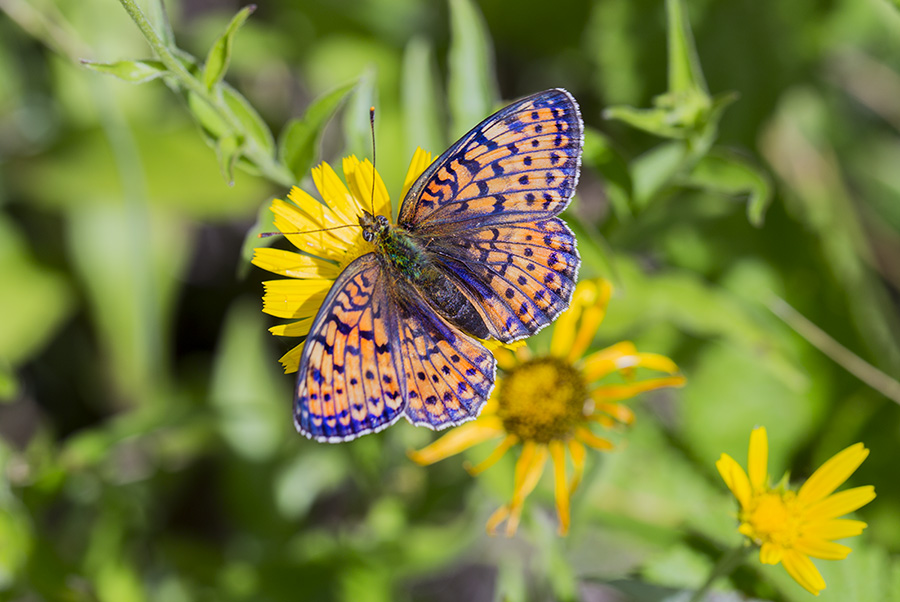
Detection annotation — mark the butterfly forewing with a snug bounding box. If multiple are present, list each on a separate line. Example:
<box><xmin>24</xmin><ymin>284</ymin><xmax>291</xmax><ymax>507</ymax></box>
<box><xmin>398</xmin><ymin>89</ymin><xmax>583</xmax><ymax>233</ymax></box>
<box><xmin>295</xmin><ymin>254</ymin><xmax>406</xmax><ymax>442</ymax></box>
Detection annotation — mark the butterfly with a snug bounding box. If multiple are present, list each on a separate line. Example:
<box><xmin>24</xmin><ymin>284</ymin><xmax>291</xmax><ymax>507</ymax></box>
<box><xmin>296</xmin><ymin>88</ymin><xmax>584</xmax><ymax>442</ymax></box>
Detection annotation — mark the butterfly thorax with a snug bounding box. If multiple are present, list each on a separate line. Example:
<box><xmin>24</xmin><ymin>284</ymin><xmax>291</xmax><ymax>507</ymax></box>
<box><xmin>358</xmin><ymin>210</ymin><xmax>490</xmax><ymax>339</ymax></box>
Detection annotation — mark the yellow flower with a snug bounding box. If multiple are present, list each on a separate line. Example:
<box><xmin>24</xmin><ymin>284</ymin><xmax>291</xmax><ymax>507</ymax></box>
<box><xmin>716</xmin><ymin>427</ymin><xmax>876</xmax><ymax>595</ymax></box>
<box><xmin>409</xmin><ymin>279</ymin><xmax>686</xmax><ymax>536</ymax></box>
<box><xmin>251</xmin><ymin>149</ymin><xmax>432</xmax><ymax>373</ymax></box>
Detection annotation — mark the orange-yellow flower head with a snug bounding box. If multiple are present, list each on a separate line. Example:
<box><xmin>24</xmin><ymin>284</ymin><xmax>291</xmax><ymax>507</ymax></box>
<box><xmin>251</xmin><ymin>150</ymin><xmax>432</xmax><ymax>372</ymax></box>
<box><xmin>716</xmin><ymin>427</ymin><xmax>875</xmax><ymax>596</ymax></box>
<box><xmin>409</xmin><ymin>279</ymin><xmax>686</xmax><ymax>536</ymax></box>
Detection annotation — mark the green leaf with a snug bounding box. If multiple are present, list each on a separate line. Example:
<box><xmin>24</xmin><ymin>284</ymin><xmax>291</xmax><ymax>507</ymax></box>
<box><xmin>604</xmin><ymin>105</ymin><xmax>688</xmax><ymax>140</ymax></box>
<box><xmin>448</xmin><ymin>0</ymin><xmax>499</xmax><ymax>140</ymax></box>
<box><xmin>666</xmin><ymin>0</ymin><xmax>708</xmax><ymax>95</ymax></box>
<box><xmin>342</xmin><ymin>69</ymin><xmax>376</xmax><ymax>160</ymax></box>
<box><xmin>238</xmin><ymin>199</ymin><xmax>278</xmax><ymax>279</ymax></box>
<box><xmin>402</xmin><ymin>37</ymin><xmax>445</xmax><ymax>157</ymax></box>
<box><xmin>682</xmin><ymin>149</ymin><xmax>772</xmax><ymax>226</ymax></box>
<box><xmin>210</xmin><ymin>300</ymin><xmax>288</xmax><ymax>461</ymax></box>
<box><xmin>222</xmin><ymin>84</ymin><xmax>275</xmax><ymax>156</ymax></box>
<box><xmin>278</xmin><ymin>81</ymin><xmax>357</xmax><ymax>183</ymax></box>
<box><xmin>202</xmin><ymin>5</ymin><xmax>256</xmax><ymax>91</ymax></box>
<box><xmin>187</xmin><ymin>91</ymin><xmax>230</xmax><ymax>141</ymax></box>
<box><xmin>215</xmin><ymin>134</ymin><xmax>242</xmax><ymax>186</ymax></box>
<box><xmin>82</xmin><ymin>59</ymin><xmax>168</xmax><ymax>84</ymax></box>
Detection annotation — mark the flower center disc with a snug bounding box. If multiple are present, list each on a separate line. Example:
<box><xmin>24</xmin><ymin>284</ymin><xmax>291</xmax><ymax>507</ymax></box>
<box><xmin>498</xmin><ymin>357</ymin><xmax>588</xmax><ymax>443</ymax></box>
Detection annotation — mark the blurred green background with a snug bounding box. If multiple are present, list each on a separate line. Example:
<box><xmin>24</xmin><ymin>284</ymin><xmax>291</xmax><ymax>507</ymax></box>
<box><xmin>2</xmin><ymin>0</ymin><xmax>900</xmax><ymax>600</ymax></box>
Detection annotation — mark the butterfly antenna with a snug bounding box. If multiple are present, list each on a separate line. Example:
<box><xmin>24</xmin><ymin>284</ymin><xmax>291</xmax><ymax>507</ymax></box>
<box><xmin>369</xmin><ymin>106</ymin><xmax>377</xmax><ymax>217</ymax></box>
<box><xmin>257</xmin><ymin>224</ymin><xmax>361</xmax><ymax>238</ymax></box>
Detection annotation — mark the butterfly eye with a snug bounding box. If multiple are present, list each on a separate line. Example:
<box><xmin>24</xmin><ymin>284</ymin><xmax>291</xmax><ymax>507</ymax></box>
<box><xmin>362</xmin><ymin>230</ymin><xmax>374</xmax><ymax>242</ymax></box>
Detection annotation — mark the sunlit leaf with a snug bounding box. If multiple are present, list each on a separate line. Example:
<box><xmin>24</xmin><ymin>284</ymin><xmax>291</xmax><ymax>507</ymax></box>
<box><xmin>82</xmin><ymin>59</ymin><xmax>167</xmax><ymax>84</ymax></box>
<box><xmin>187</xmin><ymin>91</ymin><xmax>230</xmax><ymax>141</ymax></box>
<box><xmin>202</xmin><ymin>5</ymin><xmax>256</xmax><ymax>91</ymax></box>
<box><xmin>278</xmin><ymin>81</ymin><xmax>356</xmax><ymax>183</ymax></box>
<box><xmin>448</xmin><ymin>0</ymin><xmax>498</xmax><ymax>140</ymax></box>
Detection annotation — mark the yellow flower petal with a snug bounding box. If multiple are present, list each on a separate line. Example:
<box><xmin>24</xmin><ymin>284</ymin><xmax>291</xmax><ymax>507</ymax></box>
<box><xmin>716</xmin><ymin>453</ymin><xmax>752</xmax><ymax>509</ymax></box>
<box><xmin>567</xmin><ymin>279</ymin><xmax>613</xmax><ymax>363</ymax></box>
<box><xmin>549</xmin><ymin>282</ymin><xmax>594</xmax><ymax>357</ymax></box>
<box><xmin>506</xmin><ymin>442</ymin><xmax>549</xmax><ymax>536</ymax></box>
<box><xmin>407</xmin><ymin>417</ymin><xmax>505</xmax><ymax>466</ymax></box>
<box><xmin>802</xmin><ymin>519</ymin><xmax>867</xmax><ymax>541</ymax></box>
<box><xmin>343</xmin><ymin>156</ymin><xmax>391</xmax><ymax>220</ymax></box>
<box><xmin>797</xmin><ymin>443</ymin><xmax>869</xmax><ymax>506</ymax></box>
<box><xmin>261</xmin><ymin>279</ymin><xmax>331</xmax><ymax>319</ymax></box>
<box><xmin>782</xmin><ymin>550</ymin><xmax>827</xmax><ymax>595</ymax></box>
<box><xmin>589</xmin><ymin>375</ymin><xmax>686</xmax><ymax>402</ymax></box>
<box><xmin>794</xmin><ymin>538</ymin><xmax>852</xmax><ymax>561</ymax></box>
<box><xmin>279</xmin><ymin>342</ymin><xmax>305</xmax><ymax>374</ymax></box>
<box><xmin>804</xmin><ymin>486</ymin><xmax>876</xmax><ymax>522</ymax></box>
<box><xmin>549</xmin><ymin>440</ymin><xmax>570</xmax><ymax>535</ymax></box>
<box><xmin>401</xmin><ymin>147</ymin><xmax>432</xmax><ymax>200</ymax></box>
<box><xmin>592</xmin><ymin>401</ymin><xmax>634</xmax><ymax>425</ymax></box>
<box><xmin>466</xmin><ymin>434</ymin><xmax>518</xmax><ymax>475</ymax></box>
<box><xmin>748</xmin><ymin>427</ymin><xmax>768</xmax><ymax>493</ymax></box>
<box><xmin>491</xmin><ymin>345</ymin><xmax>520</xmax><ymax>371</ymax></box>
<box><xmin>252</xmin><ymin>248</ymin><xmax>340</xmax><ymax>279</ymax></box>
<box><xmin>580</xmin><ymin>341</ymin><xmax>638</xmax><ymax>380</ymax></box>
<box><xmin>574</xmin><ymin>426</ymin><xmax>614</xmax><ymax>451</ymax></box>
<box><xmin>312</xmin><ymin>161</ymin><xmax>357</xmax><ymax>225</ymax></box>
<box><xmin>759</xmin><ymin>541</ymin><xmax>783</xmax><ymax>565</ymax></box>
<box><xmin>567</xmin><ymin>439</ymin><xmax>586</xmax><ymax>496</ymax></box>
<box><xmin>268</xmin><ymin>317</ymin><xmax>312</xmax><ymax>338</ymax></box>
<box><xmin>486</xmin><ymin>505</ymin><xmax>510</xmax><ymax>536</ymax></box>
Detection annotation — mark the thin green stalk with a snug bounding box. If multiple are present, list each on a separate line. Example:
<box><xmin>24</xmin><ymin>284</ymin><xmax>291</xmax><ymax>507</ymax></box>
<box><xmin>768</xmin><ymin>296</ymin><xmax>900</xmax><ymax>406</ymax></box>
<box><xmin>688</xmin><ymin>545</ymin><xmax>748</xmax><ymax>602</ymax></box>
<box><xmin>117</xmin><ymin>0</ymin><xmax>294</xmax><ymax>187</ymax></box>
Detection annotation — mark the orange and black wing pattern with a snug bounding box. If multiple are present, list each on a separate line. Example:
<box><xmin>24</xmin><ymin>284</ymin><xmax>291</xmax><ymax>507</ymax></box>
<box><xmin>392</xmin><ymin>292</ymin><xmax>496</xmax><ymax>429</ymax></box>
<box><xmin>294</xmin><ymin>254</ymin><xmax>406</xmax><ymax>442</ymax></box>
<box><xmin>398</xmin><ymin>89</ymin><xmax>583</xmax><ymax>235</ymax></box>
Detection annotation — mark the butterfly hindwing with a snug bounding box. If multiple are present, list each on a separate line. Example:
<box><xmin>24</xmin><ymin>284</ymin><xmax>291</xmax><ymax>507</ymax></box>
<box><xmin>429</xmin><ymin>217</ymin><xmax>579</xmax><ymax>342</ymax></box>
<box><xmin>398</xmin><ymin>89</ymin><xmax>583</xmax><ymax>233</ymax></box>
<box><xmin>392</xmin><ymin>292</ymin><xmax>496</xmax><ymax>428</ymax></box>
<box><xmin>295</xmin><ymin>254</ymin><xmax>406</xmax><ymax>442</ymax></box>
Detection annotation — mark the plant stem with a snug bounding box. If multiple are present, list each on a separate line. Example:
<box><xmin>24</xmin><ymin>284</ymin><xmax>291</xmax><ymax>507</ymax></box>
<box><xmin>117</xmin><ymin>0</ymin><xmax>294</xmax><ymax>187</ymax></box>
<box><xmin>768</xmin><ymin>296</ymin><xmax>900</xmax><ymax>406</ymax></box>
<box><xmin>688</xmin><ymin>545</ymin><xmax>748</xmax><ymax>602</ymax></box>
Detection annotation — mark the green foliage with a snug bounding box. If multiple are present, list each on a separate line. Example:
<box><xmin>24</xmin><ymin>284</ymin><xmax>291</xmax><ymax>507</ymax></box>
<box><xmin>2</xmin><ymin>0</ymin><xmax>899</xmax><ymax>600</ymax></box>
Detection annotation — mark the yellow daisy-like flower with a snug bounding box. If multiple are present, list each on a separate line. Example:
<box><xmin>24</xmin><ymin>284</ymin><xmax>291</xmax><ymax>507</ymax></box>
<box><xmin>409</xmin><ymin>279</ymin><xmax>686</xmax><ymax>536</ymax></box>
<box><xmin>251</xmin><ymin>149</ymin><xmax>432</xmax><ymax>373</ymax></box>
<box><xmin>716</xmin><ymin>427</ymin><xmax>876</xmax><ymax>595</ymax></box>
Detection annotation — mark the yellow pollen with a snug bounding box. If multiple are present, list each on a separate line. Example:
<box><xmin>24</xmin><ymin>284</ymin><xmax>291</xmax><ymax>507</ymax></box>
<box><xmin>742</xmin><ymin>491</ymin><xmax>799</xmax><ymax>547</ymax></box>
<box><xmin>497</xmin><ymin>357</ymin><xmax>588</xmax><ymax>443</ymax></box>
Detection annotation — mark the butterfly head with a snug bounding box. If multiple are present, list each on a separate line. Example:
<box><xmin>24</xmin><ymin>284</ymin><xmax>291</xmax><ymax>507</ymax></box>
<box><xmin>359</xmin><ymin>210</ymin><xmax>390</xmax><ymax>242</ymax></box>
